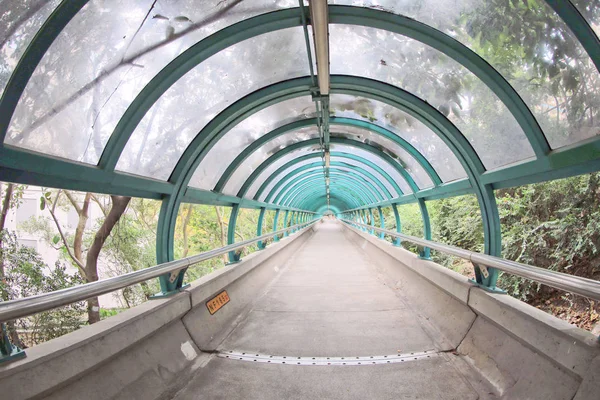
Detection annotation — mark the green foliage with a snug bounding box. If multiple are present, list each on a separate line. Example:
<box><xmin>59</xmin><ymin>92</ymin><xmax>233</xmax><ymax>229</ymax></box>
<box><xmin>99</xmin><ymin>308</ymin><xmax>123</xmax><ymax>320</ymax></box>
<box><xmin>427</xmin><ymin>195</ymin><xmax>483</xmax><ymax>276</ymax></box>
<box><xmin>496</xmin><ymin>173</ymin><xmax>600</xmax><ymax>301</ymax></box>
<box><xmin>421</xmin><ymin>174</ymin><xmax>600</xmax><ymax>306</ymax></box>
<box><xmin>0</xmin><ymin>230</ymin><xmax>85</xmax><ymax>346</ymax></box>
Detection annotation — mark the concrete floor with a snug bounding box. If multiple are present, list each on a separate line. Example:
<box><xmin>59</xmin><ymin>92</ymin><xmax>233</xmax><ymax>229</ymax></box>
<box><xmin>172</xmin><ymin>222</ymin><xmax>483</xmax><ymax>399</ymax></box>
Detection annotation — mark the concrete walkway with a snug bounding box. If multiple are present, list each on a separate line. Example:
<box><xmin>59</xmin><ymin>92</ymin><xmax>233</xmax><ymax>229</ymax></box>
<box><xmin>172</xmin><ymin>221</ymin><xmax>481</xmax><ymax>399</ymax></box>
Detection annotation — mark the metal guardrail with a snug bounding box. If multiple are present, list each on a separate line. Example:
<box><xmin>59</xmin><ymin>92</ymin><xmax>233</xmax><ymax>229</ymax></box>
<box><xmin>342</xmin><ymin>219</ymin><xmax>600</xmax><ymax>301</ymax></box>
<box><xmin>0</xmin><ymin>221</ymin><xmax>317</xmax><ymax>322</ymax></box>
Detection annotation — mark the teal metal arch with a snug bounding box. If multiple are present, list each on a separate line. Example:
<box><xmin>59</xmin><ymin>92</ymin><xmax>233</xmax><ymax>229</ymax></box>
<box><xmin>238</xmin><ymin>137</ymin><xmax>421</xmax><ymax>202</ymax></box>
<box><xmin>311</xmin><ymin>197</ymin><xmax>350</xmax><ymax>212</ymax></box>
<box><xmin>6</xmin><ymin>3</ymin><xmax>598</xmax><ymax>165</ymax></box>
<box><xmin>267</xmin><ymin>160</ymin><xmax>398</xmax><ymax>204</ymax></box>
<box><xmin>283</xmin><ymin>178</ymin><xmax>380</xmax><ymax>210</ymax></box>
<box><xmin>214</xmin><ymin>116</ymin><xmax>442</xmax><ymax>192</ymax></box>
<box><xmin>293</xmin><ymin>184</ymin><xmax>365</xmax><ymax>210</ymax></box>
<box><xmin>377</xmin><ymin>206</ymin><xmax>385</xmax><ymax>239</ymax></box>
<box><xmin>294</xmin><ymin>185</ymin><xmax>368</xmax><ymax>210</ymax></box>
<box><xmin>260</xmin><ymin>151</ymin><xmax>406</xmax><ymax>202</ymax></box>
<box><xmin>281</xmin><ymin>175</ymin><xmax>381</xmax><ymax>208</ymax></box>
<box><xmin>3</xmin><ymin>4</ymin><xmax>599</xmax><ymax>293</ymax></box>
<box><xmin>156</xmin><ymin>75</ymin><xmax>501</xmax><ymax>294</ymax></box>
<box><xmin>281</xmin><ymin>174</ymin><xmax>383</xmax><ymax>206</ymax></box>
<box><xmin>301</xmin><ymin>192</ymin><xmax>360</xmax><ymax>212</ymax></box>
<box><xmin>272</xmin><ymin>163</ymin><xmax>393</xmax><ymax>203</ymax></box>
<box><xmin>275</xmin><ymin>170</ymin><xmax>381</xmax><ymax>206</ymax></box>
<box><xmin>315</xmin><ymin>204</ymin><xmax>342</xmax><ymax>215</ymax></box>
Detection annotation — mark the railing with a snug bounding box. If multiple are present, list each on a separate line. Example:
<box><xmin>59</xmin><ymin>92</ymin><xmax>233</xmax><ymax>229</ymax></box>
<box><xmin>0</xmin><ymin>221</ymin><xmax>317</xmax><ymax>322</ymax></box>
<box><xmin>341</xmin><ymin>219</ymin><xmax>600</xmax><ymax>301</ymax></box>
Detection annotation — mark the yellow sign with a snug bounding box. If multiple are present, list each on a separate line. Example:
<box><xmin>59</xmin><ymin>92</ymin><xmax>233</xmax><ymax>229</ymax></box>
<box><xmin>206</xmin><ymin>290</ymin><xmax>230</xmax><ymax>315</ymax></box>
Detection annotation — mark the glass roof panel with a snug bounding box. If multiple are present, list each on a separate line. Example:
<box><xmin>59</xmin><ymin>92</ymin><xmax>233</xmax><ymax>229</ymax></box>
<box><xmin>332</xmin><ymin>2</ymin><xmax>600</xmax><ymax>150</ymax></box>
<box><xmin>273</xmin><ymin>166</ymin><xmax>389</xmax><ymax>205</ymax></box>
<box><xmin>266</xmin><ymin>166</ymin><xmax>323</xmax><ymax>202</ymax></box>
<box><xmin>331</xmin><ymin>143</ymin><xmax>413</xmax><ymax>194</ymax></box>
<box><xmin>329</xmin><ymin>24</ymin><xmax>535</xmax><ymax>169</ymax></box>
<box><xmin>331</xmin><ymin>165</ymin><xmax>387</xmax><ymax>199</ymax></box>
<box><xmin>222</xmin><ymin>126</ymin><xmax>319</xmax><ymax>196</ymax></box>
<box><xmin>330</xmin><ymin>95</ymin><xmax>466</xmax><ymax>182</ymax></box>
<box><xmin>572</xmin><ymin>1</ymin><xmax>600</xmax><ymax>38</ymax></box>
<box><xmin>245</xmin><ymin>150</ymin><xmax>321</xmax><ymax>199</ymax></box>
<box><xmin>330</xmin><ymin>156</ymin><xmax>400</xmax><ymax>198</ymax></box>
<box><xmin>117</xmin><ymin>27</ymin><xmax>309</xmax><ymax>179</ymax></box>
<box><xmin>189</xmin><ymin>97</ymin><xmax>317</xmax><ymax>190</ymax></box>
<box><xmin>0</xmin><ymin>0</ymin><xmax>61</xmax><ymax>96</ymax></box>
<box><xmin>4</xmin><ymin>0</ymin><xmax>298</xmax><ymax>164</ymax></box>
<box><xmin>331</xmin><ymin>129</ymin><xmax>434</xmax><ymax>189</ymax></box>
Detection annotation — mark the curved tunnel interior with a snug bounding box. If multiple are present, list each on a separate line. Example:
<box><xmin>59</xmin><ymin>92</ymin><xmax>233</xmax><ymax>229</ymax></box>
<box><xmin>0</xmin><ymin>1</ymin><xmax>600</xmax><ymax>399</ymax></box>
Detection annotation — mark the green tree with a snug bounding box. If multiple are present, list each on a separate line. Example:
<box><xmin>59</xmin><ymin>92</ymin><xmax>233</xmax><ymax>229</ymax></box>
<box><xmin>0</xmin><ymin>230</ymin><xmax>84</xmax><ymax>347</ymax></box>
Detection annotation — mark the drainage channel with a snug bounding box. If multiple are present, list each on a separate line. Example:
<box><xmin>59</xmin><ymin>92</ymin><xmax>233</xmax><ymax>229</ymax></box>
<box><xmin>217</xmin><ymin>350</ymin><xmax>438</xmax><ymax>366</ymax></box>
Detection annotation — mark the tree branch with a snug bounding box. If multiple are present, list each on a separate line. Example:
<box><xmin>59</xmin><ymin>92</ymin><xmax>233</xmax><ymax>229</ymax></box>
<box><xmin>90</xmin><ymin>194</ymin><xmax>108</xmax><ymax>217</ymax></box>
<box><xmin>63</xmin><ymin>190</ymin><xmax>82</xmax><ymax>214</ymax></box>
<box><xmin>46</xmin><ymin>203</ymin><xmax>88</xmax><ymax>280</ymax></box>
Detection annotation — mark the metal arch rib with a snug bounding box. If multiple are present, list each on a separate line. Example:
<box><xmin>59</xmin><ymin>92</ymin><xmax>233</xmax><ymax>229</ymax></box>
<box><xmin>269</xmin><ymin>162</ymin><xmax>394</xmax><ymax>203</ymax></box>
<box><xmin>7</xmin><ymin>3</ymin><xmax>600</xmax><ymax>163</ymax></box>
<box><xmin>293</xmin><ymin>186</ymin><xmax>367</xmax><ymax>210</ymax></box>
<box><xmin>97</xmin><ymin>5</ymin><xmax>551</xmax><ymax>173</ymax></box>
<box><xmin>279</xmin><ymin>175</ymin><xmax>381</xmax><ymax>208</ymax></box>
<box><xmin>214</xmin><ymin>117</ymin><xmax>442</xmax><ymax>193</ymax></box>
<box><xmin>263</xmin><ymin>153</ymin><xmax>404</xmax><ymax>203</ymax></box>
<box><xmin>259</xmin><ymin>152</ymin><xmax>406</xmax><ymax>203</ymax></box>
<box><xmin>281</xmin><ymin>174</ymin><xmax>383</xmax><ymax>207</ymax></box>
<box><xmin>235</xmin><ymin>137</ymin><xmax>420</xmax><ymax>199</ymax></box>
<box><xmin>270</xmin><ymin>165</ymin><xmax>393</xmax><ymax>203</ymax></box>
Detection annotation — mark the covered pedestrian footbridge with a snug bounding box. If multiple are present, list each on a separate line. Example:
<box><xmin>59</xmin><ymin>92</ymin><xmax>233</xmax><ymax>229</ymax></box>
<box><xmin>1</xmin><ymin>1</ymin><xmax>600</xmax><ymax>399</ymax></box>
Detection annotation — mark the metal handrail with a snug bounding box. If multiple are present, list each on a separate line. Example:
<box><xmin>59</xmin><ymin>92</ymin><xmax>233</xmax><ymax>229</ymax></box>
<box><xmin>342</xmin><ymin>219</ymin><xmax>600</xmax><ymax>301</ymax></box>
<box><xmin>0</xmin><ymin>221</ymin><xmax>317</xmax><ymax>322</ymax></box>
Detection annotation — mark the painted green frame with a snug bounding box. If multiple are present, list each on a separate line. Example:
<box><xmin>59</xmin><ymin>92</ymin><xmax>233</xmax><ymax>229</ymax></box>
<box><xmin>283</xmin><ymin>176</ymin><xmax>378</xmax><ymax>208</ymax></box>
<box><xmin>214</xmin><ymin>116</ymin><xmax>443</xmax><ymax>193</ymax></box>
<box><xmin>273</xmin><ymin>165</ymin><xmax>393</xmax><ymax>203</ymax></box>
<box><xmin>258</xmin><ymin>151</ymin><xmax>407</xmax><ymax>202</ymax></box>
<box><xmin>0</xmin><ymin>3</ymin><xmax>598</xmax><ymax>301</ymax></box>
<box><xmin>264</xmin><ymin>153</ymin><xmax>404</xmax><ymax>202</ymax></box>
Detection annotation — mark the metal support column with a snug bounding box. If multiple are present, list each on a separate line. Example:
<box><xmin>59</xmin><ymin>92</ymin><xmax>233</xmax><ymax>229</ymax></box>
<box><xmin>273</xmin><ymin>209</ymin><xmax>281</xmax><ymax>242</ymax></box>
<box><xmin>368</xmin><ymin>208</ymin><xmax>375</xmax><ymax>235</ymax></box>
<box><xmin>417</xmin><ymin>199</ymin><xmax>431</xmax><ymax>260</ymax></box>
<box><xmin>257</xmin><ymin>207</ymin><xmax>267</xmax><ymax>250</ymax></box>
<box><xmin>283</xmin><ymin>210</ymin><xmax>290</xmax><ymax>237</ymax></box>
<box><xmin>377</xmin><ymin>206</ymin><xmax>385</xmax><ymax>239</ymax></box>
<box><xmin>227</xmin><ymin>204</ymin><xmax>241</xmax><ymax>263</ymax></box>
<box><xmin>391</xmin><ymin>203</ymin><xmax>402</xmax><ymax>246</ymax></box>
<box><xmin>0</xmin><ymin>323</ymin><xmax>25</xmax><ymax>364</ymax></box>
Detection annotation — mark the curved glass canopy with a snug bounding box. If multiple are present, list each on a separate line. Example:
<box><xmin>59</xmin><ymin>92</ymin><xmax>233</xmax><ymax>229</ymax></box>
<box><xmin>1</xmin><ymin>0</ymin><xmax>599</xmax><ymax>289</ymax></box>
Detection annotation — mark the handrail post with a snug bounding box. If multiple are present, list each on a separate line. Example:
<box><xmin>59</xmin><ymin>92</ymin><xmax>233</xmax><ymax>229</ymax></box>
<box><xmin>227</xmin><ymin>204</ymin><xmax>242</xmax><ymax>263</ymax></box>
<box><xmin>391</xmin><ymin>203</ymin><xmax>402</xmax><ymax>246</ymax></box>
<box><xmin>417</xmin><ymin>199</ymin><xmax>431</xmax><ymax>260</ymax></box>
<box><xmin>377</xmin><ymin>206</ymin><xmax>385</xmax><ymax>239</ymax></box>
<box><xmin>273</xmin><ymin>209</ymin><xmax>281</xmax><ymax>242</ymax></box>
<box><xmin>283</xmin><ymin>210</ymin><xmax>290</xmax><ymax>237</ymax></box>
<box><xmin>291</xmin><ymin>211</ymin><xmax>297</xmax><ymax>233</ymax></box>
<box><xmin>360</xmin><ymin>209</ymin><xmax>368</xmax><ymax>231</ymax></box>
<box><xmin>368</xmin><ymin>208</ymin><xmax>375</xmax><ymax>235</ymax></box>
<box><xmin>257</xmin><ymin>207</ymin><xmax>266</xmax><ymax>250</ymax></box>
<box><xmin>0</xmin><ymin>322</ymin><xmax>25</xmax><ymax>364</ymax></box>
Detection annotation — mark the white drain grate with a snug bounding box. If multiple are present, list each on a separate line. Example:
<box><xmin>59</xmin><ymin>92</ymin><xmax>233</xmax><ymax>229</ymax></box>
<box><xmin>217</xmin><ymin>350</ymin><xmax>438</xmax><ymax>366</ymax></box>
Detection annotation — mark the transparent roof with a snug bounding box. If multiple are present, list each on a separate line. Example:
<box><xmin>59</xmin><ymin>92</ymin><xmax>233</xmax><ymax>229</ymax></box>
<box><xmin>1</xmin><ymin>1</ymin><xmax>598</xmax><ymax>213</ymax></box>
<box><xmin>333</xmin><ymin>1</ymin><xmax>600</xmax><ymax>149</ymax></box>
<box><xmin>0</xmin><ymin>0</ymin><xmax>61</xmax><ymax>96</ymax></box>
<box><xmin>223</xmin><ymin>126</ymin><xmax>319</xmax><ymax>195</ymax></box>
<box><xmin>329</xmin><ymin>95</ymin><xmax>466</xmax><ymax>182</ymax></box>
